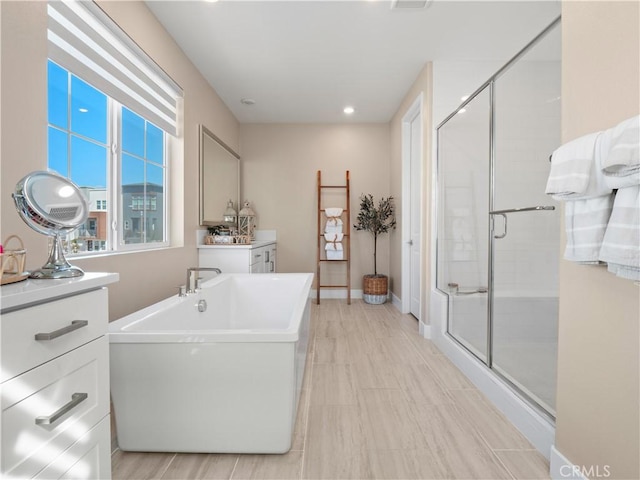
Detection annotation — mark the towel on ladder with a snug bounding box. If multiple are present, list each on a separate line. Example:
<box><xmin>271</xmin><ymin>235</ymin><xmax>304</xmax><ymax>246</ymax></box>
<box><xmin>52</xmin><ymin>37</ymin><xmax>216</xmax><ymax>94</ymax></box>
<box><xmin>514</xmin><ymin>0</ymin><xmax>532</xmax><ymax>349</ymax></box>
<box><xmin>325</xmin><ymin>241</ymin><xmax>344</xmax><ymax>260</ymax></box>
<box><xmin>323</xmin><ymin>233</ymin><xmax>344</xmax><ymax>244</ymax></box>
<box><xmin>325</xmin><ymin>207</ymin><xmax>344</xmax><ymax>234</ymax></box>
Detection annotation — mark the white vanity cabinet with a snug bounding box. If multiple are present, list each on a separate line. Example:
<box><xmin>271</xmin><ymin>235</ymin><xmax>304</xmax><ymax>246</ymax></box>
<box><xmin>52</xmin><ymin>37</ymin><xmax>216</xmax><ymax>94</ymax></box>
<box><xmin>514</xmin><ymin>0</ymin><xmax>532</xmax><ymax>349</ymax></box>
<box><xmin>199</xmin><ymin>241</ymin><xmax>277</xmax><ymax>274</ymax></box>
<box><xmin>0</xmin><ymin>272</ymin><xmax>118</xmax><ymax>480</ymax></box>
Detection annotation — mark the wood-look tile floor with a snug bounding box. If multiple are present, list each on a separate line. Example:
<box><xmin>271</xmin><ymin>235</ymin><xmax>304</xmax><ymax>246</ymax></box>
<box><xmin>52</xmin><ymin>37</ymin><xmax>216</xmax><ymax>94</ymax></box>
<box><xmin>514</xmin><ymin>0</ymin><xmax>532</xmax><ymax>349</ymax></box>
<box><xmin>112</xmin><ymin>300</ymin><xmax>550</xmax><ymax>480</ymax></box>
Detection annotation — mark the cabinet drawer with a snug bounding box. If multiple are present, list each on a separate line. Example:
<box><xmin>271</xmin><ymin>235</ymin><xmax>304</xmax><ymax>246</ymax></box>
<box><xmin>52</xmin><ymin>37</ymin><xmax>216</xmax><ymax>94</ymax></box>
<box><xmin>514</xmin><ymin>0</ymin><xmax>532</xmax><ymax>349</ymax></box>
<box><xmin>250</xmin><ymin>248</ymin><xmax>264</xmax><ymax>266</ymax></box>
<box><xmin>33</xmin><ymin>416</ymin><xmax>111</xmax><ymax>480</ymax></box>
<box><xmin>1</xmin><ymin>337</ymin><xmax>109</xmax><ymax>479</ymax></box>
<box><xmin>1</xmin><ymin>288</ymin><xmax>108</xmax><ymax>383</ymax></box>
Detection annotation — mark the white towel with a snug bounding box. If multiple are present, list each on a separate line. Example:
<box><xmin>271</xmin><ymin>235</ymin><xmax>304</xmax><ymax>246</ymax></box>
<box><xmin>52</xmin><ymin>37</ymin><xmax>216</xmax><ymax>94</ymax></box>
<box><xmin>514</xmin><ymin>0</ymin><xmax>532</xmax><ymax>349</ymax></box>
<box><xmin>563</xmin><ymin>195</ymin><xmax>614</xmax><ymax>264</ymax></box>
<box><xmin>324</xmin><ymin>242</ymin><xmax>343</xmax><ymax>252</ymax></box>
<box><xmin>601</xmin><ymin>115</ymin><xmax>640</xmax><ymax>189</ymax></box>
<box><xmin>546</xmin><ymin>132</ymin><xmax>612</xmax><ymax>200</ymax></box>
<box><xmin>324</xmin><ymin>224</ymin><xmax>343</xmax><ymax>234</ymax></box>
<box><xmin>324</xmin><ymin>233</ymin><xmax>344</xmax><ymax>244</ymax></box>
<box><xmin>325</xmin><ymin>241</ymin><xmax>344</xmax><ymax>260</ymax></box>
<box><xmin>599</xmin><ymin>186</ymin><xmax>640</xmax><ymax>280</ymax></box>
<box><xmin>325</xmin><ymin>207</ymin><xmax>343</xmax><ymax>217</ymax></box>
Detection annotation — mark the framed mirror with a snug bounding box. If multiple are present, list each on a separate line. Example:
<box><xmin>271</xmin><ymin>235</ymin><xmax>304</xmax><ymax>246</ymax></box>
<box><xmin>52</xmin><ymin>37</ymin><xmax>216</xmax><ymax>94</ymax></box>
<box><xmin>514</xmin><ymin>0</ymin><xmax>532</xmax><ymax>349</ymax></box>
<box><xmin>199</xmin><ymin>125</ymin><xmax>240</xmax><ymax>226</ymax></box>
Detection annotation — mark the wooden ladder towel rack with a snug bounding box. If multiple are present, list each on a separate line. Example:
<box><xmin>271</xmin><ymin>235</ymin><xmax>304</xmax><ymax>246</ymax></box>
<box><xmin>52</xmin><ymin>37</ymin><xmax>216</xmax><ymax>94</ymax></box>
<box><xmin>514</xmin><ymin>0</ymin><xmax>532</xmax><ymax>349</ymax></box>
<box><xmin>317</xmin><ymin>170</ymin><xmax>351</xmax><ymax>304</ymax></box>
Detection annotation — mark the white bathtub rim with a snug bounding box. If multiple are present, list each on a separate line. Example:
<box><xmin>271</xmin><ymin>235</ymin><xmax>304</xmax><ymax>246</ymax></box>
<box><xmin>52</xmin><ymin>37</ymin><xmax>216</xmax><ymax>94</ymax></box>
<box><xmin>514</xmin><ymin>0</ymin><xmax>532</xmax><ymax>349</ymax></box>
<box><xmin>109</xmin><ymin>272</ymin><xmax>313</xmax><ymax>344</ymax></box>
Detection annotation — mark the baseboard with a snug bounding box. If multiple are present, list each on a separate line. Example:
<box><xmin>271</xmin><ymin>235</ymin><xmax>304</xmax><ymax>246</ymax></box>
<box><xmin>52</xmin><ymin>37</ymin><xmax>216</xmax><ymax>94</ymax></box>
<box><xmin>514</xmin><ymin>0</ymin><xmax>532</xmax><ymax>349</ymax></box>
<box><xmin>391</xmin><ymin>292</ymin><xmax>402</xmax><ymax>310</ymax></box>
<box><xmin>550</xmin><ymin>445</ymin><xmax>598</xmax><ymax>480</ymax></box>
<box><xmin>419</xmin><ymin>322</ymin><xmax>432</xmax><ymax>339</ymax></box>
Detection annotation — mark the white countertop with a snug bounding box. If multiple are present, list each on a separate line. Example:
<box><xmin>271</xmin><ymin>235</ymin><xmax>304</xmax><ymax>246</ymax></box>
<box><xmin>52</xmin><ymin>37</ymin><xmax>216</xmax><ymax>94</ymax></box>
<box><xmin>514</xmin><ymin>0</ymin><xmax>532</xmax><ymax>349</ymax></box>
<box><xmin>198</xmin><ymin>240</ymin><xmax>276</xmax><ymax>250</ymax></box>
<box><xmin>0</xmin><ymin>272</ymin><xmax>119</xmax><ymax>312</ymax></box>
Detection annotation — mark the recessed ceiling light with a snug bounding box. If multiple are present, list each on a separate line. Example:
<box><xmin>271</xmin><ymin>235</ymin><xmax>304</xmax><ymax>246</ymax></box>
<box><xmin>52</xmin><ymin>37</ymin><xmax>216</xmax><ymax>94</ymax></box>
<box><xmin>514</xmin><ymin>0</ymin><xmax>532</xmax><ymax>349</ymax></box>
<box><xmin>343</xmin><ymin>106</ymin><xmax>355</xmax><ymax>115</ymax></box>
<box><xmin>240</xmin><ymin>98</ymin><xmax>256</xmax><ymax>106</ymax></box>
<box><xmin>78</xmin><ymin>108</ymin><xmax>89</xmax><ymax>113</ymax></box>
<box><xmin>204</xmin><ymin>0</ymin><xmax>219</xmax><ymax>3</ymax></box>
<box><xmin>457</xmin><ymin>108</ymin><xmax>467</xmax><ymax>115</ymax></box>
<box><xmin>460</xmin><ymin>95</ymin><xmax>470</xmax><ymax>102</ymax></box>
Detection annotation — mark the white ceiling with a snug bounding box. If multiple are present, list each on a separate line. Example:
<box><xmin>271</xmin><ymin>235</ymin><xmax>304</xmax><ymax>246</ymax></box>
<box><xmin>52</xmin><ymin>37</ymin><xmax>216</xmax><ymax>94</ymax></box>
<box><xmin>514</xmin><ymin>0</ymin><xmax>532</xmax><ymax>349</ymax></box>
<box><xmin>145</xmin><ymin>0</ymin><xmax>560</xmax><ymax>124</ymax></box>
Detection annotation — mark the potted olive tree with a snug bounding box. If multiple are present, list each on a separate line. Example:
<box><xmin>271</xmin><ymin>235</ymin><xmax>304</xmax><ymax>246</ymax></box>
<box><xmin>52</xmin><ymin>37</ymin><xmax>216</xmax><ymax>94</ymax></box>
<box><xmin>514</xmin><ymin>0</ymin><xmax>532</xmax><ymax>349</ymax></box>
<box><xmin>354</xmin><ymin>194</ymin><xmax>396</xmax><ymax>304</ymax></box>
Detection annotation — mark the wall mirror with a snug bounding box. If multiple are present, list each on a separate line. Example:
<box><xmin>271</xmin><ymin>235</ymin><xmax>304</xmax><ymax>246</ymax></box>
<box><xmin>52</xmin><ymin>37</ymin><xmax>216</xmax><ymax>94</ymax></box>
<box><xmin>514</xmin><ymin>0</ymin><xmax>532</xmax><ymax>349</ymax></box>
<box><xmin>199</xmin><ymin>125</ymin><xmax>240</xmax><ymax>226</ymax></box>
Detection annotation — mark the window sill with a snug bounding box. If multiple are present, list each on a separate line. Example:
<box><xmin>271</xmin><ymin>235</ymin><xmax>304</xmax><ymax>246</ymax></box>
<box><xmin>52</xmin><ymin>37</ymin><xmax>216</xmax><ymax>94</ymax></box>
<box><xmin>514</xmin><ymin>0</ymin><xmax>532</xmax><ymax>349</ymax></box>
<box><xmin>68</xmin><ymin>244</ymin><xmax>183</xmax><ymax>261</ymax></box>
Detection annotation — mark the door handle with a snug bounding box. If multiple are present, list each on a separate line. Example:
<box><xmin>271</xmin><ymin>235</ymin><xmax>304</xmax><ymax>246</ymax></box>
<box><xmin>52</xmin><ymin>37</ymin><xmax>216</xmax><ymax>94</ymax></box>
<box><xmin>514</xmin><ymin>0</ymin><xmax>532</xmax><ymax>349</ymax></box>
<box><xmin>407</xmin><ymin>240</ymin><xmax>413</xmax><ymax>246</ymax></box>
<box><xmin>492</xmin><ymin>213</ymin><xmax>508</xmax><ymax>239</ymax></box>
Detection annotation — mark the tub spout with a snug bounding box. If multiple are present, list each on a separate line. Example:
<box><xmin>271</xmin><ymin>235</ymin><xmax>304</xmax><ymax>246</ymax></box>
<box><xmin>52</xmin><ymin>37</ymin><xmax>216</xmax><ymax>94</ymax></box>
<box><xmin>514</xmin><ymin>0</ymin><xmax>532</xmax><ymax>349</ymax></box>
<box><xmin>186</xmin><ymin>267</ymin><xmax>221</xmax><ymax>294</ymax></box>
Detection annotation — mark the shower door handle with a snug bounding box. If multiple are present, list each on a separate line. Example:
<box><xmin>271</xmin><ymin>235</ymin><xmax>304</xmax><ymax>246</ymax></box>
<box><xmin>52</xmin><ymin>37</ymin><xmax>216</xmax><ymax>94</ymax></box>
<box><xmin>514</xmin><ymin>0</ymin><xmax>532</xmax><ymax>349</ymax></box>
<box><xmin>489</xmin><ymin>205</ymin><xmax>555</xmax><ymax>215</ymax></box>
<box><xmin>492</xmin><ymin>213</ymin><xmax>507</xmax><ymax>239</ymax></box>
<box><xmin>489</xmin><ymin>205</ymin><xmax>555</xmax><ymax>239</ymax></box>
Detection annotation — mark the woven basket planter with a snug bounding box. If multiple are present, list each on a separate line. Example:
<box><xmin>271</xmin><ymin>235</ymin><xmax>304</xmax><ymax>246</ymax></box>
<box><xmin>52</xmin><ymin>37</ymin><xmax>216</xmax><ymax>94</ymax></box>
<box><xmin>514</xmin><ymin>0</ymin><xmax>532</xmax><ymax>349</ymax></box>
<box><xmin>362</xmin><ymin>274</ymin><xmax>388</xmax><ymax>305</ymax></box>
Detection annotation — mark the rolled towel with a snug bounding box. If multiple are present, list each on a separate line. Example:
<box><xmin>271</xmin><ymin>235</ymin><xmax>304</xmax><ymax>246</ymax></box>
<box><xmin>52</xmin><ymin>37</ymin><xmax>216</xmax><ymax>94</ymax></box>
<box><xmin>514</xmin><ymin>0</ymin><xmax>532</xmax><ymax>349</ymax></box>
<box><xmin>601</xmin><ymin>115</ymin><xmax>640</xmax><ymax>189</ymax></box>
<box><xmin>563</xmin><ymin>194</ymin><xmax>614</xmax><ymax>264</ymax></box>
<box><xmin>324</xmin><ymin>233</ymin><xmax>344</xmax><ymax>246</ymax></box>
<box><xmin>325</xmin><ymin>207</ymin><xmax>344</xmax><ymax>227</ymax></box>
<box><xmin>546</xmin><ymin>132</ymin><xmax>612</xmax><ymax>200</ymax></box>
<box><xmin>324</xmin><ymin>224</ymin><xmax>343</xmax><ymax>234</ymax></box>
<box><xmin>324</xmin><ymin>242</ymin><xmax>343</xmax><ymax>252</ymax></box>
<box><xmin>325</xmin><ymin>241</ymin><xmax>344</xmax><ymax>260</ymax></box>
<box><xmin>599</xmin><ymin>186</ymin><xmax>640</xmax><ymax>280</ymax></box>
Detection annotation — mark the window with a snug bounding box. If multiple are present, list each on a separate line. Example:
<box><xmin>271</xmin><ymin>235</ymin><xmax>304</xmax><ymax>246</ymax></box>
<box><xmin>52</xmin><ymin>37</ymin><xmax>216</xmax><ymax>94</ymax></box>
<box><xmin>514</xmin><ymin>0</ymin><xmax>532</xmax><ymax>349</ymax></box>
<box><xmin>47</xmin><ymin>61</ymin><xmax>168</xmax><ymax>253</ymax></box>
<box><xmin>46</xmin><ymin>0</ymin><xmax>182</xmax><ymax>255</ymax></box>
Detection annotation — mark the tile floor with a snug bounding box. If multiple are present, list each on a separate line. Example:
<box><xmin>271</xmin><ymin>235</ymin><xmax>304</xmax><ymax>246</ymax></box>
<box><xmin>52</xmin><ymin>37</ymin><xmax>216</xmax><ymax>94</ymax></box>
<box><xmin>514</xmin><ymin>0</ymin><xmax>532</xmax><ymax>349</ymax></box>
<box><xmin>112</xmin><ymin>300</ymin><xmax>550</xmax><ymax>479</ymax></box>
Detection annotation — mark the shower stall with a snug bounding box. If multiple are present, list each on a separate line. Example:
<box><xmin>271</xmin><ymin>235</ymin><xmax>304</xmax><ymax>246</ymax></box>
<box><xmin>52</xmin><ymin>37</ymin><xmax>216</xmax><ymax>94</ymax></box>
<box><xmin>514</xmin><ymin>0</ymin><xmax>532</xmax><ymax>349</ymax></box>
<box><xmin>436</xmin><ymin>19</ymin><xmax>561</xmax><ymax>419</ymax></box>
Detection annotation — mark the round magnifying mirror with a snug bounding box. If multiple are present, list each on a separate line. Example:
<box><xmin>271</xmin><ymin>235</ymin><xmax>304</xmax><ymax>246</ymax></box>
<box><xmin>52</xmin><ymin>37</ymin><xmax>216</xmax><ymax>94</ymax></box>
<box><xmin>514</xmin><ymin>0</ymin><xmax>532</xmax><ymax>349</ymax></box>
<box><xmin>13</xmin><ymin>171</ymin><xmax>89</xmax><ymax>279</ymax></box>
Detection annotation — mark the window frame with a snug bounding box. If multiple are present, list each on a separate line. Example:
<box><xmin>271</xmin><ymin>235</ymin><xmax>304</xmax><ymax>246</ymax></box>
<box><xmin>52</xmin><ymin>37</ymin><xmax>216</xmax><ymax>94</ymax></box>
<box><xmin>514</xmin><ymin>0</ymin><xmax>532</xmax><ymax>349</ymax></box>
<box><xmin>47</xmin><ymin>60</ymin><xmax>170</xmax><ymax>256</ymax></box>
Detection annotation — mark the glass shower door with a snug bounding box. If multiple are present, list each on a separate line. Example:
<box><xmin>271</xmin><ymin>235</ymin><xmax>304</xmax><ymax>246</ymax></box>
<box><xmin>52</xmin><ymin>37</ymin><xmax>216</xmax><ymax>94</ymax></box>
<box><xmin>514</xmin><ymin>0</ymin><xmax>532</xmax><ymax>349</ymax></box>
<box><xmin>491</xmin><ymin>24</ymin><xmax>561</xmax><ymax>415</ymax></box>
<box><xmin>437</xmin><ymin>87</ymin><xmax>491</xmax><ymax>362</ymax></box>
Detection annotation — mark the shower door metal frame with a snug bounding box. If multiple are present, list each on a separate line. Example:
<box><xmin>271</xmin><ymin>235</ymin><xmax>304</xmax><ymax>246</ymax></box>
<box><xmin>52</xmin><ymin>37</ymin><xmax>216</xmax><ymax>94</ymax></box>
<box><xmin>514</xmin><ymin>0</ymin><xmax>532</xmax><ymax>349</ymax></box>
<box><xmin>435</xmin><ymin>16</ymin><xmax>561</xmax><ymax>421</ymax></box>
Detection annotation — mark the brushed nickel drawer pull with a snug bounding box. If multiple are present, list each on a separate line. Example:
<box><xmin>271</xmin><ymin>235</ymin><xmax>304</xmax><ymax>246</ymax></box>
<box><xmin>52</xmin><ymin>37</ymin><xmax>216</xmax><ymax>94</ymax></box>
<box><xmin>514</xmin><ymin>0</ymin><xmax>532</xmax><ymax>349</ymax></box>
<box><xmin>34</xmin><ymin>320</ymin><xmax>88</xmax><ymax>341</ymax></box>
<box><xmin>35</xmin><ymin>392</ymin><xmax>88</xmax><ymax>425</ymax></box>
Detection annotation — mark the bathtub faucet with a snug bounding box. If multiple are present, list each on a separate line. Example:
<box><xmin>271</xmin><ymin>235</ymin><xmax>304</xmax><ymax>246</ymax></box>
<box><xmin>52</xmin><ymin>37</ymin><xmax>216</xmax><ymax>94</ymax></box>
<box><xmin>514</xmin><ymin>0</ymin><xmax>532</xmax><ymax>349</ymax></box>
<box><xmin>185</xmin><ymin>267</ymin><xmax>222</xmax><ymax>295</ymax></box>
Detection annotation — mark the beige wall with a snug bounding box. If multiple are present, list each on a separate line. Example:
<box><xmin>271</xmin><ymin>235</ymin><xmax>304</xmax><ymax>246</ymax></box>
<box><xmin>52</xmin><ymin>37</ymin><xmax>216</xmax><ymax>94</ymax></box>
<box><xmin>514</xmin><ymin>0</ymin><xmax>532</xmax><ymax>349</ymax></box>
<box><xmin>0</xmin><ymin>1</ymin><xmax>239</xmax><ymax>320</ymax></box>
<box><xmin>388</xmin><ymin>65</ymin><xmax>432</xmax><ymax>317</ymax></box>
<box><xmin>239</xmin><ymin>124</ymin><xmax>390</xmax><ymax>290</ymax></box>
<box><xmin>555</xmin><ymin>2</ymin><xmax>640</xmax><ymax>478</ymax></box>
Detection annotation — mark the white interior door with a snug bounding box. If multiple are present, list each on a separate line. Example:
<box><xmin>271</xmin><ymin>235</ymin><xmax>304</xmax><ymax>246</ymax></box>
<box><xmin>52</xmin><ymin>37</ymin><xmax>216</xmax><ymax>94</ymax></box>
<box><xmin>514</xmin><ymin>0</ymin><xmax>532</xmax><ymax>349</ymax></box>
<box><xmin>409</xmin><ymin>112</ymin><xmax>422</xmax><ymax>319</ymax></box>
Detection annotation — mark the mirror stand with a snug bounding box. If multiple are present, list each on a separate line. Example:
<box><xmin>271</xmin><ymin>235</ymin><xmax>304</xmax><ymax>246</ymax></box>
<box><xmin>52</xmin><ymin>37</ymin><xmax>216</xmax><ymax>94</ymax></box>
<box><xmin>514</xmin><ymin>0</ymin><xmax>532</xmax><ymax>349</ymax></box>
<box><xmin>30</xmin><ymin>233</ymin><xmax>84</xmax><ymax>279</ymax></box>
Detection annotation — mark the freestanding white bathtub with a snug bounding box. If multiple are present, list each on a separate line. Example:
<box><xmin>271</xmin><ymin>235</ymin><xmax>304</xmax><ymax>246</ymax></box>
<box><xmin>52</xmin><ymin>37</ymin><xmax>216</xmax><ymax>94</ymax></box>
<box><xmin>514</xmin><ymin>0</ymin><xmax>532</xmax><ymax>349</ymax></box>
<box><xmin>108</xmin><ymin>273</ymin><xmax>313</xmax><ymax>454</ymax></box>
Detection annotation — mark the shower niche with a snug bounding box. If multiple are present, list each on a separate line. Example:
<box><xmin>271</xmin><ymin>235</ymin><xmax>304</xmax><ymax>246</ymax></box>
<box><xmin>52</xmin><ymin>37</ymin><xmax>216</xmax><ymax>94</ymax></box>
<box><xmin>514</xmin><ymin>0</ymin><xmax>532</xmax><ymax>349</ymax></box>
<box><xmin>436</xmin><ymin>20</ymin><xmax>561</xmax><ymax>418</ymax></box>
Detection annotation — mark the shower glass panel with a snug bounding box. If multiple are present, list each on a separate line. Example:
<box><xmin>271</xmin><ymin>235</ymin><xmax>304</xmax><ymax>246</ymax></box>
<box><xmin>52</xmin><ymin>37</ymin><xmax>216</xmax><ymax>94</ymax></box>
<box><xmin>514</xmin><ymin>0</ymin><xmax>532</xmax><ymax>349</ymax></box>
<box><xmin>437</xmin><ymin>87</ymin><xmax>491</xmax><ymax>362</ymax></box>
<box><xmin>491</xmin><ymin>24</ymin><xmax>561</xmax><ymax>415</ymax></box>
<box><xmin>436</xmin><ymin>19</ymin><xmax>560</xmax><ymax>419</ymax></box>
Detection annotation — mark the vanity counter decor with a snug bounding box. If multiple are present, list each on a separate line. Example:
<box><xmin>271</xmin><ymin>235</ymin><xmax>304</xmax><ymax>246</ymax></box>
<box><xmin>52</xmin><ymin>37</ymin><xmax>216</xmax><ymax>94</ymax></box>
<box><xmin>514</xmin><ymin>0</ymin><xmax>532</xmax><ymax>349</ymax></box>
<box><xmin>204</xmin><ymin>234</ymin><xmax>251</xmax><ymax>245</ymax></box>
<box><xmin>0</xmin><ymin>235</ymin><xmax>27</xmax><ymax>285</ymax></box>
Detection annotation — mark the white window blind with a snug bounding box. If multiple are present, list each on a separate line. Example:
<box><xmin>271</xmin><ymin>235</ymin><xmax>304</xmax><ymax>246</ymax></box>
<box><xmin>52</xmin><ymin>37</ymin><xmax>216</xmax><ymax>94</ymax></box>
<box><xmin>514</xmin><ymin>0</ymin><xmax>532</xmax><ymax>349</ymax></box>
<box><xmin>47</xmin><ymin>0</ymin><xmax>183</xmax><ymax>136</ymax></box>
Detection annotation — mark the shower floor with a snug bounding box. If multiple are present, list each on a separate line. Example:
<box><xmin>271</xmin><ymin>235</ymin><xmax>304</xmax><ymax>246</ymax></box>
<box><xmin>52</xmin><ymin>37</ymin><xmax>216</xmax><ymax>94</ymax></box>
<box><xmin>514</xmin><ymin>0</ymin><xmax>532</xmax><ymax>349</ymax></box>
<box><xmin>493</xmin><ymin>341</ymin><xmax>558</xmax><ymax>414</ymax></box>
